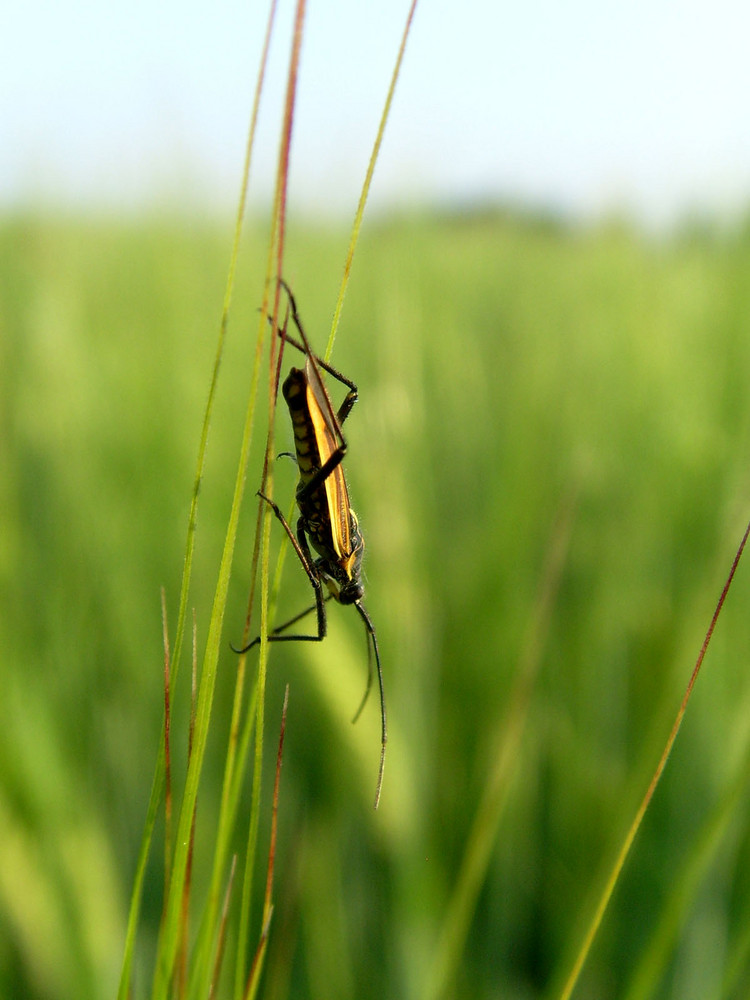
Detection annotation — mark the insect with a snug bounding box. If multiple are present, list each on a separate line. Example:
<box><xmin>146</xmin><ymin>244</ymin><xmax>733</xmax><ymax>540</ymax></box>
<box><xmin>236</xmin><ymin>280</ymin><xmax>386</xmax><ymax>809</ymax></box>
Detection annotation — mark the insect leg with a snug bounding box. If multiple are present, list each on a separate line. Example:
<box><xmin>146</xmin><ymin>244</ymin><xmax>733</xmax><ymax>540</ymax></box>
<box><xmin>295</xmin><ymin>445</ymin><xmax>347</xmax><ymax>505</ymax></box>
<box><xmin>230</xmin><ymin>594</ymin><xmax>334</xmax><ymax>654</ymax></box>
<box><xmin>277</xmin><ymin>278</ymin><xmax>359</xmax><ymax>424</ymax></box>
<box><xmin>256</xmin><ymin>491</ymin><xmax>318</xmax><ymax>587</ymax></box>
<box><xmin>232</xmin><ymin>493</ymin><xmax>328</xmax><ymax>653</ymax></box>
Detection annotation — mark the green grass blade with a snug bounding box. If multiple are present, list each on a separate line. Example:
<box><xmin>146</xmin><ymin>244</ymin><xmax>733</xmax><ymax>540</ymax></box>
<box><xmin>623</xmin><ymin>743</ymin><xmax>750</xmax><ymax>1000</ymax></box>
<box><xmin>555</xmin><ymin>517</ymin><xmax>750</xmax><ymax>1000</ymax></box>
<box><xmin>234</xmin><ymin>1</ymin><xmax>306</xmax><ymax>992</ymax></box>
<box><xmin>327</xmin><ymin>0</ymin><xmax>419</xmax><ymax>361</ymax></box>
<box><xmin>424</xmin><ymin>490</ymin><xmax>576</xmax><ymax>1000</ymax></box>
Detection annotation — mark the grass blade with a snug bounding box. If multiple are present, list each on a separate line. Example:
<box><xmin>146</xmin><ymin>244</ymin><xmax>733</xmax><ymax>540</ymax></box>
<box><xmin>327</xmin><ymin>0</ymin><xmax>420</xmax><ymax>361</ymax></box>
<box><xmin>555</xmin><ymin>516</ymin><xmax>750</xmax><ymax>1000</ymax></box>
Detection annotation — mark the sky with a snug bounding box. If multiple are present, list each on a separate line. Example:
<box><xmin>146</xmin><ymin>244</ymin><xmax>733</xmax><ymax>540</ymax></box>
<box><xmin>4</xmin><ymin>0</ymin><xmax>750</xmax><ymax>227</ymax></box>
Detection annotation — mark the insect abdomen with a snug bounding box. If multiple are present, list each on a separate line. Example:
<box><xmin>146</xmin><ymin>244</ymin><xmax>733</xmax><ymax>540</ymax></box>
<box><xmin>282</xmin><ymin>368</ymin><xmax>319</xmax><ymax>482</ymax></box>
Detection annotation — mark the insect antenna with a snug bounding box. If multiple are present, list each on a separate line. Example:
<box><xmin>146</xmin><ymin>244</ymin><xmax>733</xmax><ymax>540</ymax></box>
<box><xmin>354</xmin><ymin>601</ymin><xmax>387</xmax><ymax>810</ymax></box>
<box><xmin>351</xmin><ymin>631</ymin><xmax>373</xmax><ymax>725</ymax></box>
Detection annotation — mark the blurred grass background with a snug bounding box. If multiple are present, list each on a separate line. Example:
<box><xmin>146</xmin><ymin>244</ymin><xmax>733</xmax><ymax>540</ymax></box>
<box><xmin>4</xmin><ymin>207</ymin><xmax>750</xmax><ymax>998</ymax></box>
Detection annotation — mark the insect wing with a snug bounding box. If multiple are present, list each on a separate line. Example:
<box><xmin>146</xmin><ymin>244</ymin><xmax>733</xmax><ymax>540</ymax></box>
<box><xmin>304</xmin><ymin>357</ymin><xmax>351</xmax><ymax>561</ymax></box>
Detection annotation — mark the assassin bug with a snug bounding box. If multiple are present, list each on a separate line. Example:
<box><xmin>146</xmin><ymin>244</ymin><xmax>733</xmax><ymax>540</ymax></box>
<box><xmin>236</xmin><ymin>281</ymin><xmax>386</xmax><ymax>809</ymax></box>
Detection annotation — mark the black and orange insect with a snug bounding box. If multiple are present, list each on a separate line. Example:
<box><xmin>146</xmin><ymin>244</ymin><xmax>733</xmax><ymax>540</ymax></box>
<box><xmin>236</xmin><ymin>281</ymin><xmax>386</xmax><ymax>808</ymax></box>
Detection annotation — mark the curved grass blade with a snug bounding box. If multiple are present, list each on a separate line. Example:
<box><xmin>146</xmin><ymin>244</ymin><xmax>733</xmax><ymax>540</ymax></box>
<box><xmin>243</xmin><ymin>686</ymin><xmax>289</xmax><ymax>1000</ymax></box>
<box><xmin>208</xmin><ymin>855</ymin><xmax>238</xmax><ymax>1000</ymax></box>
<box><xmin>555</xmin><ymin>516</ymin><xmax>750</xmax><ymax>1000</ymax></box>
<box><xmin>622</xmin><ymin>741</ymin><xmax>750</xmax><ymax>1000</ymax></box>
<box><xmin>326</xmin><ymin>0</ymin><xmax>419</xmax><ymax>362</ymax></box>
<box><xmin>234</xmin><ymin>3</ymin><xmax>306</xmax><ymax>994</ymax></box>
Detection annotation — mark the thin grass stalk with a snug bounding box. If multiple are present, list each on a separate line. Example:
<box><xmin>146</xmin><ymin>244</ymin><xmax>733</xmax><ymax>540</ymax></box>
<box><xmin>243</xmin><ymin>913</ymin><xmax>273</xmax><ymax>1000</ymax></box>
<box><xmin>117</xmin><ymin>733</ymin><xmax>166</xmax><ymax>998</ymax></box>
<box><xmin>326</xmin><ymin>0</ymin><xmax>419</xmax><ymax>362</ymax></box>
<box><xmin>622</xmin><ymin>732</ymin><xmax>750</xmax><ymax>1000</ymax></box>
<box><xmin>118</xmin><ymin>602</ymin><xmax>178</xmax><ymax>997</ymax></box>
<box><xmin>176</xmin><ymin>617</ymin><xmax>200</xmax><ymax>997</ymax></box>
<box><xmin>187</xmin><ymin>2</ymin><xmax>282</xmax><ymax>989</ymax></box>
<box><xmin>232</xmin><ymin>266</ymin><xmax>280</xmax><ymax>1000</ymax></box>
<box><xmin>161</xmin><ymin>588</ymin><xmax>173</xmax><ymax>899</ymax></box>
<box><xmin>234</xmin><ymin>2</ymin><xmax>306</xmax><ymax>993</ymax></box>
<box><xmin>244</xmin><ymin>686</ymin><xmax>289</xmax><ymax>1000</ymax></box>
<box><xmin>556</xmin><ymin>516</ymin><xmax>750</xmax><ymax>1000</ymax></box>
<box><xmin>208</xmin><ymin>855</ymin><xmax>238</xmax><ymax>1000</ymax></box>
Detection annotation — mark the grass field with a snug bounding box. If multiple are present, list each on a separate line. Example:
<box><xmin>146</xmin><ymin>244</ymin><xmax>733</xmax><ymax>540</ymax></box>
<box><xmin>4</xmin><ymin>207</ymin><xmax>750</xmax><ymax>999</ymax></box>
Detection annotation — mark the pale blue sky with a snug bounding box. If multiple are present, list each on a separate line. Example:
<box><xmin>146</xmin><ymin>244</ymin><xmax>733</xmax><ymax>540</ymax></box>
<box><xmin>4</xmin><ymin>0</ymin><xmax>750</xmax><ymax>226</ymax></box>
